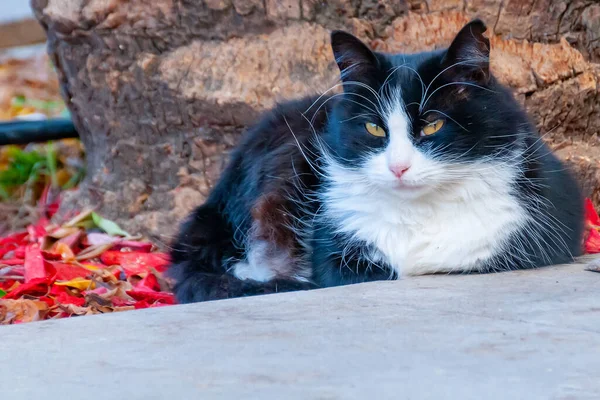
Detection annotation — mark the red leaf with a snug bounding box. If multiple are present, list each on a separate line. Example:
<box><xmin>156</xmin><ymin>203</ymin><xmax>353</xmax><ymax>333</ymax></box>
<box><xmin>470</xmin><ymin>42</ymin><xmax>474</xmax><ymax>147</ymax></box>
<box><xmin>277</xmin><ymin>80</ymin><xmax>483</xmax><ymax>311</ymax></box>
<box><xmin>0</xmin><ymin>259</ymin><xmax>25</xmax><ymax>266</ymax></box>
<box><xmin>126</xmin><ymin>290</ymin><xmax>176</xmax><ymax>304</ymax></box>
<box><xmin>0</xmin><ymin>231</ymin><xmax>28</xmax><ymax>246</ymax></box>
<box><xmin>55</xmin><ymin>292</ymin><xmax>85</xmax><ymax>307</ymax></box>
<box><xmin>3</xmin><ymin>278</ymin><xmax>51</xmax><ymax>299</ymax></box>
<box><xmin>24</xmin><ymin>246</ymin><xmax>49</xmax><ymax>282</ymax></box>
<box><xmin>100</xmin><ymin>252</ymin><xmax>170</xmax><ymax>276</ymax></box>
<box><xmin>51</xmin><ymin>262</ymin><xmax>93</xmax><ymax>281</ymax></box>
<box><xmin>49</xmin><ymin>284</ymin><xmax>66</xmax><ymax>296</ymax></box>
<box><xmin>585</xmin><ymin>228</ymin><xmax>600</xmax><ymax>254</ymax></box>
<box><xmin>38</xmin><ymin>296</ymin><xmax>55</xmax><ymax>307</ymax></box>
<box><xmin>133</xmin><ymin>300</ymin><xmax>151</xmax><ymax>309</ymax></box>
<box><xmin>133</xmin><ymin>300</ymin><xmax>172</xmax><ymax>309</ymax></box>
<box><xmin>14</xmin><ymin>246</ymin><xmax>26</xmax><ymax>259</ymax></box>
<box><xmin>137</xmin><ymin>273</ymin><xmax>161</xmax><ymax>292</ymax></box>
<box><xmin>585</xmin><ymin>198</ymin><xmax>600</xmax><ymax>227</ymax></box>
<box><xmin>41</xmin><ymin>251</ymin><xmax>63</xmax><ymax>261</ymax></box>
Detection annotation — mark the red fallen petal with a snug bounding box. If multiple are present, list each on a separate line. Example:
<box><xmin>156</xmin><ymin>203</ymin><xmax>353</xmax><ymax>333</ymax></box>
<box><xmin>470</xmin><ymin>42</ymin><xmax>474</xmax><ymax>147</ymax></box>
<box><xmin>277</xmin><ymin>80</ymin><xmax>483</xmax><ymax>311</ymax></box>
<box><xmin>0</xmin><ymin>259</ymin><xmax>25</xmax><ymax>266</ymax></box>
<box><xmin>24</xmin><ymin>246</ymin><xmax>50</xmax><ymax>282</ymax></box>
<box><xmin>132</xmin><ymin>300</ymin><xmax>169</xmax><ymax>310</ymax></box>
<box><xmin>46</xmin><ymin>202</ymin><xmax>60</xmax><ymax>218</ymax></box>
<box><xmin>100</xmin><ymin>252</ymin><xmax>170</xmax><ymax>276</ymax></box>
<box><xmin>55</xmin><ymin>292</ymin><xmax>86</xmax><ymax>307</ymax></box>
<box><xmin>137</xmin><ymin>273</ymin><xmax>161</xmax><ymax>292</ymax></box>
<box><xmin>0</xmin><ymin>233</ymin><xmax>28</xmax><ymax>258</ymax></box>
<box><xmin>51</xmin><ymin>262</ymin><xmax>93</xmax><ymax>281</ymax></box>
<box><xmin>0</xmin><ymin>231</ymin><xmax>28</xmax><ymax>247</ymax></box>
<box><xmin>585</xmin><ymin>198</ymin><xmax>600</xmax><ymax>227</ymax></box>
<box><xmin>41</xmin><ymin>251</ymin><xmax>63</xmax><ymax>261</ymax></box>
<box><xmin>0</xmin><ymin>280</ymin><xmax>18</xmax><ymax>291</ymax></box>
<box><xmin>38</xmin><ymin>296</ymin><xmax>55</xmax><ymax>307</ymax></box>
<box><xmin>133</xmin><ymin>300</ymin><xmax>151</xmax><ymax>309</ymax></box>
<box><xmin>585</xmin><ymin>228</ymin><xmax>600</xmax><ymax>254</ymax></box>
<box><xmin>126</xmin><ymin>290</ymin><xmax>176</xmax><ymax>304</ymax></box>
<box><xmin>3</xmin><ymin>278</ymin><xmax>51</xmax><ymax>299</ymax></box>
<box><xmin>50</xmin><ymin>284</ymin><xmax>66</xmax><ymax>296</ymax></box>
<box><xmin>14</xmin><ymin>246</ymin><xmax>26</xmax><ymax>259</ymax></box>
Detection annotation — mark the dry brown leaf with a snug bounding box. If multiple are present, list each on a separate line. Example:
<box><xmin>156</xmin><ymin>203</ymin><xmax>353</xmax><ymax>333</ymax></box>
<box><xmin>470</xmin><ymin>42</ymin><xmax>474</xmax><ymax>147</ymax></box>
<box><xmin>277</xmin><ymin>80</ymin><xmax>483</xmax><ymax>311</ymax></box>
<box><xmin>75</xmin><ymin>243</ymin><xmax>114</xmax><ymax>261</ymax></box>
<box><xmin>48</xmin><ymin>226</ymin><xmax>80</xmax><ymax>239</ymax></box>
<box><xmin>62</xmin><ymin>209</ymin><xmax>95</xmax><ymax>228</ymax></box>
<box><xmin>57</xmin><ymin>303</ymin><xmax>94</xmax><ymax>316</ymax></box>
<box><xmin>0</xmin><ymin>299</ymin><xmax>49</xmax><ymax>324</ymax></box>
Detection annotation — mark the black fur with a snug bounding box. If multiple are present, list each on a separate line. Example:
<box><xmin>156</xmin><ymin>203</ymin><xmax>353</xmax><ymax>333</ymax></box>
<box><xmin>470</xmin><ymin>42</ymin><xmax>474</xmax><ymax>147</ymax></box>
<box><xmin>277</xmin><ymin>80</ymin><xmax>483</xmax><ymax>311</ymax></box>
<box><xmin>168</xmin><ymin>20</ymin><xmax>584</xmax><ymax>303</ymax></box>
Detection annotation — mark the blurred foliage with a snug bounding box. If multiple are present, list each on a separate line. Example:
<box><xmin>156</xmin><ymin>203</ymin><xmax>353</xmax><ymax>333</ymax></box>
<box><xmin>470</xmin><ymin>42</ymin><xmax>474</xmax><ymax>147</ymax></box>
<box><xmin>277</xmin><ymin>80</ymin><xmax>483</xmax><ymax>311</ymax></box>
<box><xmin>0</xmin><ymin>140</ymin><xmax>85</xmax><ymax>201</ymax></box>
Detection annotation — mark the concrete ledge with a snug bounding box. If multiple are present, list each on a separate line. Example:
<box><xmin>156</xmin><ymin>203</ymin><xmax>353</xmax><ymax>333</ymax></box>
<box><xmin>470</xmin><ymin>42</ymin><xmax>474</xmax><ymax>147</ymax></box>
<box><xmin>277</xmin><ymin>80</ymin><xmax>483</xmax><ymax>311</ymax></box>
<box><xmin>3</xmin><ymin>260</ymin><xmax>600</xmax><ymax>399</ymax></box>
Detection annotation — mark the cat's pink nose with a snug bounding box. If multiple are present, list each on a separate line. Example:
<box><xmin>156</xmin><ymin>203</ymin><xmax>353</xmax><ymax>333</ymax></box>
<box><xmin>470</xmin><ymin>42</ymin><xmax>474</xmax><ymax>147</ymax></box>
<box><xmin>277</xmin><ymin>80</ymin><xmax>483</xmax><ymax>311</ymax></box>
<box><xmin>389</xmin><ymin>165</ymin><xmax>410</xmax><ymax>178</ymax></box>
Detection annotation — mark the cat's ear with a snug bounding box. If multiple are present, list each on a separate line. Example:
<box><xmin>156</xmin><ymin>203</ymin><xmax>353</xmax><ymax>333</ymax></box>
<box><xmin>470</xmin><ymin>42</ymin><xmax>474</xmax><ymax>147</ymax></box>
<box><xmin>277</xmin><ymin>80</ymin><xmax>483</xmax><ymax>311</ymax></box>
<box><xmin>331</xmin><ymin>30</ymin><xmax>378</xmax><ymax>82</ymax></box>
<box><xmin>442</xmin><ymin>19</ymin><xmax>490</xmax><ymax>83</ymax></box>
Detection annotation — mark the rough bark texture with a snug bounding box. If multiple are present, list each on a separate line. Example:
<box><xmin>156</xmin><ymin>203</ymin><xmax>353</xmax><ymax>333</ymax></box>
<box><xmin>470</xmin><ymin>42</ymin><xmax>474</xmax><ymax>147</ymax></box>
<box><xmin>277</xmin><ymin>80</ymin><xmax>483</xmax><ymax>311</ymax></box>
<box><xmin>31</xmin><ymin>0</ymin><xmax>600</xmax><ymax>243</ymax></box>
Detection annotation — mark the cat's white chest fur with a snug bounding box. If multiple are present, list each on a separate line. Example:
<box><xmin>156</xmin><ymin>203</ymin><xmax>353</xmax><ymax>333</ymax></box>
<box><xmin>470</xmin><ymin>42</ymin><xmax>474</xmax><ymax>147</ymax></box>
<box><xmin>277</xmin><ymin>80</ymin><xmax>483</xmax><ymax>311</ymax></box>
<box><xmin>322</xmin><ymin>162</ymin><xmax>528</xmax><ymax>276</ymax></box>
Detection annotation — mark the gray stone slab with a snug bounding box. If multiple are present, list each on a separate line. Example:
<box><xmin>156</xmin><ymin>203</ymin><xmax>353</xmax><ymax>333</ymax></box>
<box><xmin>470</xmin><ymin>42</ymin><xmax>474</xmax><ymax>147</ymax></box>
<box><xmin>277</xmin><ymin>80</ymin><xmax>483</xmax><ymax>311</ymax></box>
<box><xmin>2</xmin><ymin>259</ymin><xmax>600</xmax><ymax>399</ymax></box>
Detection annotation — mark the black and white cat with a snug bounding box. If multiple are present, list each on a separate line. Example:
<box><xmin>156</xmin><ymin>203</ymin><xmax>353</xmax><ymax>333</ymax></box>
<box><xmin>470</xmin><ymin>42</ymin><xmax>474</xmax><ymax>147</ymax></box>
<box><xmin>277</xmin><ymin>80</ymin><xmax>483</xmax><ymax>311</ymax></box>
<box><xmin>168</xmin><ymin>19</ymin><xmax>584</xmax><ymax>303</ymax></box>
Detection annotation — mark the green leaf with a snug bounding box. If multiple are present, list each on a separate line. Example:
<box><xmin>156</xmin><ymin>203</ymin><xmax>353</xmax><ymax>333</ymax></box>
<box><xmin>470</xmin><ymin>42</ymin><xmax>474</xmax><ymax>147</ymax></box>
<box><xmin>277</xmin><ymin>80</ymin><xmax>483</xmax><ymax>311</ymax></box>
<box><xmin>10</xmin><ymin>95</ymin><xmax>26</xmax><ymax>108</ymax></box>
<box><xmin>46</xmin><ymin>142</ymin><xmax>59</xmax><ymax>188</ymax></box>
<box><xmin>27</xmin><ymin>99</ymin><xmax>63</xmax><ymax>111</ymax></box>
<box><xmin>74</xmin><ymin>220</ymin><xmax>95</xmax><ymax>230</ymax></box>
<box><xmin>0</xmin><ymin>289</ymin><xmax>6</xmax><ymax>298</ymax></box>
<box><xmin>91</xmin><ymin>212</ymin><xmax>130</xmax><ymax>237</ymax></box>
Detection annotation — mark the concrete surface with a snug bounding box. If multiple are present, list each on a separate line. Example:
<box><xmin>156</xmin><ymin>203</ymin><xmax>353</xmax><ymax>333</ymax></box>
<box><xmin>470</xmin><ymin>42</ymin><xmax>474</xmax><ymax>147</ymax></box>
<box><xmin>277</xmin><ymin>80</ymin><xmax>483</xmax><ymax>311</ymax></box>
<box><xmin>2</xmin><ymin>259</ymin><xmax>600</xmax><ymax>400</ymax></box>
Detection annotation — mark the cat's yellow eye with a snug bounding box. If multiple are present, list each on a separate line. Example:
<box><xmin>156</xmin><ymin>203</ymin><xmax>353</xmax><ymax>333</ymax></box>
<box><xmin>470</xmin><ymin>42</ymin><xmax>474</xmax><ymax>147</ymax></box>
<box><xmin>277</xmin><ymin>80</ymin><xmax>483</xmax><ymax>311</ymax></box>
<box><xmin>421</xmin><ymin>119</ymin><xmax>445</xmax><ymax>136</ymax></box>
<box><xmin>365</xmin><ymin>122</ymin><xmax>386</xmax><ymax>137</ymax></box>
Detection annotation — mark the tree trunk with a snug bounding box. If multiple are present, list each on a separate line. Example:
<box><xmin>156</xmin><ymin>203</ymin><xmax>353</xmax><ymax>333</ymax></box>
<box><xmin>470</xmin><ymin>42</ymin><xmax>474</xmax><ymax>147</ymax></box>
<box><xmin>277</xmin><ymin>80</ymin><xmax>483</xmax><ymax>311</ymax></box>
<box><xmin>31</xmin><ymin>0</ymin><xmax>600</xmax><ymax>244</ymax></box>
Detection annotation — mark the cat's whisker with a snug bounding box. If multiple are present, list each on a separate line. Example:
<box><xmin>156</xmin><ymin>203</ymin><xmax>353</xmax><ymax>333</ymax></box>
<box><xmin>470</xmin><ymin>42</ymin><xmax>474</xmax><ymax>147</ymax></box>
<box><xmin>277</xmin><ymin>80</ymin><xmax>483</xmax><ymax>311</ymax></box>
<box><xmin>422</xmin><ymin>81</ymin><xmax>497</xmax><ymax>110</ymax></box>
<box><xmin>420</xmin><ymin>59</ymin><xmax>489</xmax><ymax>111</ymax></box>
<box><xmin>309</xmin><ymin>93</ymin><xmax>380</xmax><ymax>125</ymax></box>
<box><xmin>339</xmin><ymin>113</ymin><xmax>379</xmax><ymax>123</ymax></box>
<box><xmin>380</xmin><ymin>64</ymin><xmax>426</xmax><ymax>107</ymax></box>
<box><xmin>341</xmin><ymin>80</ymin><xmax>385</xmax><ymax>110</ymax></box>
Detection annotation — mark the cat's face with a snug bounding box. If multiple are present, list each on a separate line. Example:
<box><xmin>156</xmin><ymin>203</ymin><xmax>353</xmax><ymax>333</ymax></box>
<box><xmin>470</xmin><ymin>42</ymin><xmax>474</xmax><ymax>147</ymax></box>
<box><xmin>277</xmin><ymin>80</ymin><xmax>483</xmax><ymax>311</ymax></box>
<box><xmin>324</xmin><ymin>20</ymin><xmax>526</xmax><ymax>200</ymax></box>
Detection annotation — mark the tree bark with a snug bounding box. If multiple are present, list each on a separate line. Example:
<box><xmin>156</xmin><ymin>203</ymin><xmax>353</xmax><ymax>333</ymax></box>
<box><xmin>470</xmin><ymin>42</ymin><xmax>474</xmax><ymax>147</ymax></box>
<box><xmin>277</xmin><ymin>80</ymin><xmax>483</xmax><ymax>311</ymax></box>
<box><xmin>31</xmin><ymin>0</ymin><xmax>600</xmax><ymax>243</ymax></box>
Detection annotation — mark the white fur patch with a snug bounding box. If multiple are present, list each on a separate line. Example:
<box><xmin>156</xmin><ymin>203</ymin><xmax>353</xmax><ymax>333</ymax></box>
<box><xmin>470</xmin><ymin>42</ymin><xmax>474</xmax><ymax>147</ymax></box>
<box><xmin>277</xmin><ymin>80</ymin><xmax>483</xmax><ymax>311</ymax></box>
<box><xmin>231</xmin><ymin>240</ymin><xmax>286</xmax><ymax>282</ymax></box>
<box><xmin>231</xmin><ymin>237</ymin><xmax>312</xmax><ymax>283</ymax></box>
<box><xmin>322</xmin><ymin>158</ymin><xmax>527</xmax><ymax>275</ymax></box>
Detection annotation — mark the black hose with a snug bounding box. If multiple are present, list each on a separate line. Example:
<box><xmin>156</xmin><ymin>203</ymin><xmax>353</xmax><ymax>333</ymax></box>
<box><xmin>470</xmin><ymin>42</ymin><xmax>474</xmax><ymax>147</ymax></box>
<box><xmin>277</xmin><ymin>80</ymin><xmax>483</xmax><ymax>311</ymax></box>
<box><xmin>0</xmin><ymin>119</ymin><xmax>78</xmax><ymax>146</ymax></box>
